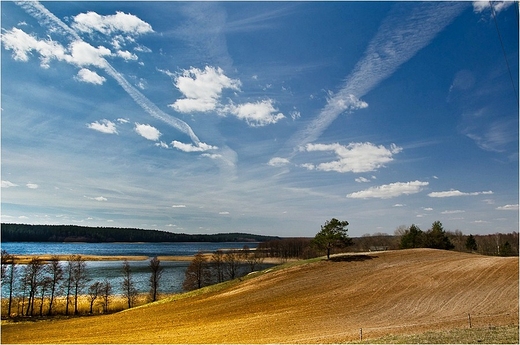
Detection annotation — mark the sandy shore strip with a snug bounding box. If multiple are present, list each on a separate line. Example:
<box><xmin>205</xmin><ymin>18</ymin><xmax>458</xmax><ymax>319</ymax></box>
<box><xmin>9</xmin><ymin>254</ymin><xmax>190</xmax><ymax>264</ymax></box>
<box><xmin>9</xmin><ymin>254</ymin><xmax>289</xmax><ymax>264</ymax></box>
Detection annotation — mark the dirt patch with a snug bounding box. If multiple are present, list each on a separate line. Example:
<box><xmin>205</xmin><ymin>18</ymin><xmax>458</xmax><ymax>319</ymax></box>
<box><xmin>2</xmin><ymin>249</ymin><xmax>518</xmax><ymax>344</ymax></box>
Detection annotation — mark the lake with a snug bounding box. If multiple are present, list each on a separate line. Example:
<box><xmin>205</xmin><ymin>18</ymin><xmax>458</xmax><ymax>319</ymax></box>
<box><xmin>1</xmin><ymin>242</ymin><xmax>268</xmax><ymax>297</ymax></box>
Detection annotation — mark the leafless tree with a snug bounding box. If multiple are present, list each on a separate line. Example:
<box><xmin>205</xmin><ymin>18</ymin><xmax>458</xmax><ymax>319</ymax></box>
<box><xmin>87</xmin><ymin>281</ymin><xmax>102</xmax><ymax>314</ymax></box>
<box><xmin>242</xmin><ymin>246</ymin><xmax>264</xmax><ymax>272</ymax></box>
<box><xmin>211</xmin><ymin>250</ymin><xmax>225</xmax><ymax>283</ymax></box>
<box><xmin>224</xmin><ymin>250</ymin><xmax>240</xmax><ymax>280</ymax></box>
<box><xmin>38</xmin><ymin>276</ymin><xmax>52</xmax><ymax>317</ymax></box>
<box><xmin>47</xmin><ymin>256</ymin><xmax>63</xmax><ymax>316</ymax></box>
<box><xmin>1</xmin><ymin>251</ymin><xmax>17</xmax><ymax>317</ymax></box>
<box><xmin>122</xmin><ymin>260</ymin><xmax>138</xmax><ymax>309</ymax></box>
<box><xmin>64</xmin><ymin>255</ymin><xmax>74</xmax><ymax>315</ymax></box>
<box><xmin>183</xmin><ymin>252</ymin><xmax>210</xmax><ymax>291</ymax></box>
<box><xmin>101</xmin><ymin>278</ymin><xmax>112</xmax><ymax>313</ymax></box>
<box><xmin>148</xmin><ymin>256</ymin><xmax>163</xmax><ymax>302</ymax></box>
<box><xmin>24</xmin><ymin>257</ymin><xmax>44</xmax><ymax>316</ymax></box>
<box><xmin>71</xmin><ymin>255</ymin><xmax>89</xmax><ymax>315</ymax></box>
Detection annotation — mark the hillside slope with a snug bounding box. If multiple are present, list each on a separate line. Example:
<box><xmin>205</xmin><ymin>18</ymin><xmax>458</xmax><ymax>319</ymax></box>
<box><xmin>3</xmin><ymin>249</ymin><xmax>518</xmax><ymax>344</ymax></box>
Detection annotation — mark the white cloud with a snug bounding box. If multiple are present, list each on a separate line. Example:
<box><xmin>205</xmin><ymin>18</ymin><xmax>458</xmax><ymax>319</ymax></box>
<box><xmin>219</xmin><ymin>211</ymin><xmax>230</xmax><ymax>215</ymax></box>
<box><xmin>302</xmin><ymin>142</ymin><xmax>402</xmax><ymax>173</ymax></box>
<box><xmin>66</xmin><ymin>40</ymin><xmax>111</xmax><ymax>68</ymax></box>
<box><xmin>117</xmin><ymin>118</ymin><xmax>129</xmax><ymax>124</ymax></box>
<box><xmin>441</xmin><ymin>210</ymin><xmax>465</xmax><ymax>214</ymax></box>
<box><xmin>355</xmin><ymin>177</ymin><xmax>370</xmax><ymax>183</ymax></box>
<box><xmin>72</xmin><ymin>11</ymin><xmax>154</xmax><ymax>36</ymax></box>
<box><xmin>135</xmin><ymin>123</ymin><xmax>161</xmax><ymax>141</ymax></box>
<box><xmin>172</xmin><ymin>205</ymin><xmax>186</xmax><ymax>208</ymax></box>
<box><xmin>327</xmin><ymin>93</ymin><xmax>368</xmax><ymax>113</ymax></box>
<box><xmin>75</xmin><ymin>68</ymin><xmax>106</xmax><ymax>85</ymax></box>
<box><xmin>496</xmin><ymin>204</ymin><xmax>519</xmax><ymax>211</ymax></box>
<box><xmin>87</xmin><ymin>119</ymin><xmax>118</xmax><ymax>134</ymax></box>
<box><xmin>1</xmin><ymin>180</ymin><xmax>18</xmax><ymax>188</ymax></box>
<box><xmin>268</xmin><ymin>157</ymin><xmax>290</xmax><ymax>167</ymax></box>
<box><xmin>423</xmin><ymin>207</ymin><xmax>433</xmax><ymax>211</ymax></box>
<box><xmin>170</xmin><ymin>66</ymin><xmax>241</xmax><ymax>113</ymax></box>
<box><xmin>347</xmin><ymin>180</ymin><xmax>429</xmax><ymax>199</ymax></box>
<box><xmin>117</xmin><ymin>50</ymin><xmax>138</xmax><ymax>61</ymax></box>
<box><xmin>84</xmin><ymin>196</ymin><xmax>107</xmax><ymax>201</ymax></box>
<box><xmin>393</xmin><ymin>204</ymin><xmax>405</xmax><ymax>207</ymax></box>
<box><xmin>472</xmin><ymin>1</ymin><xmax>513</xmax><ymax>14</ymax></box>
<box><xmin>26</xmin><ymin>183</ymin><xmax>39</xmax><ymax>189</ymax></box>
<box><xmin>201</xmin><ymin>153</ymin><xmax>223</xmax><ymax>160</ymax></box>
<box><xmin>171</xmin><ymin>141</ymin><xmax>218</xmax><ymax>152</ymax></box>
<box><xmin>428</xmin><ymin>190</ymin><xmax>494</xmax><ymax>198</ymax></box>
<box><xmin>225</xmin><ymin>99</ymin><xmax>285</xmax><ymax>127</ymax></box>
<box><xmin>1</xmin><ymin>27</ymin><xmax>66</xmax><ymax>68</ymax></box>
<box><xmin>155</xmin><ymin>141</ymin><xmax>169</xmax><ymax>149</ymax></box>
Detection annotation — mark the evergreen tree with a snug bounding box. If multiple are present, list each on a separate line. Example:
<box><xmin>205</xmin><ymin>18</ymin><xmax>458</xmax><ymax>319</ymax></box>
<box><xmin>312</xmin><ymin>218</ymin><xmax>352</xmax><ymax>260</ymax></box>
<box><xmin>465</xmin><ymin>234</ymin><xmax>478</xmax><ymax>252</ymax></box>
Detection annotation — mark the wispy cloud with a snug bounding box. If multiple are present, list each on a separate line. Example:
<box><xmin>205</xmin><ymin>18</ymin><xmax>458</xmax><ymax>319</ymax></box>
<box><xmin>267</xmin><ymin>157</ymin><xmax>290</xmax><ymax>167</ymax></box>
<box><xmin>496</xmin><ymin>204</ymin><xmax>519</xmax><ymax>211</ymax></box>
<box><xmin>428</xmin><ymin>190</ymin><xmax>493</xmax><ymax>198</ymax></box>
<box><xmin>287</xmin><ymin>2</ymin><xmax>467</xmax><ymax>150</ymax></box>
<box><xmin>26</xmin><ymin>183</ymin><xmax>39</xmax><ymax>189</ymax></box>
<box><xmin>347</xmin><ymin>180</ymin><xmax>428</xmax><ymax>199</ymax></box>
<box><xmin>1</xmin><ymin>180</ymin><xmax>18</xmax><ymax>188</ymax></box>
<box><xmin>171</xmin><ymin>141</ymin><xmax>218</xmax><ymax>153</ymax></box>
<box><xmin>301</xmin><ymin>142</ymin><xmax>402</xmax><ymax>173</ymax></box>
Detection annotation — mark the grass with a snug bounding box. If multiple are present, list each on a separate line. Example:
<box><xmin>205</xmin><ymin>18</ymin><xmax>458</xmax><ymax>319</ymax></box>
<box><xmin>358</xmin><ymin>325</ymin><xmax>519</xmax><ymax>344</ymax></box>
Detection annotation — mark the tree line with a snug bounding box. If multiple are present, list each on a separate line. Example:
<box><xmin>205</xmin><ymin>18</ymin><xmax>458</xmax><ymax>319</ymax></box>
<box><xmin>1</xmin><ymin>223</ymin><xmax>280</xmax><ymax>243</ymax></box>
<box><xmin>1</xmin><ymin>247</ymin><xmax>271</xmax><ymax>319</ymax></box>
<box><xmin>259</xmin><ymin>220</ymin><xmax>518</xmax><ymax>260</ymax></box>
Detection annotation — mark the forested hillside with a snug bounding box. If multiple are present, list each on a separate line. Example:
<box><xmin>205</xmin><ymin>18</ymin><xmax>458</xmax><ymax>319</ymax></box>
<box><xmin>0</xmin><ymin>223</ymin><xmax>280</xmax><ymax>243</ymax></box>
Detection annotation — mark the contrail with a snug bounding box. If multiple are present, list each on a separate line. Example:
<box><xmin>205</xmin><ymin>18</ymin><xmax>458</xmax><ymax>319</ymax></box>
<box><xmin>16</xmin><ymin>1</ymin><xmax>201</xmax><ymax>145</ymax></box>
<box><xmin>287</xmin><ymin>2</ymin><xmax>468</xmax><ymax>152</ymax></box>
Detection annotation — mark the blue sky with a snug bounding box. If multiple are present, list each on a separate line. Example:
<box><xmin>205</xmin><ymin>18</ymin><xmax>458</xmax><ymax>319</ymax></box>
<box><xmin>1</xmin><ymin>1</ymin><xmax>518</xmax><ymax>237</ymax></box>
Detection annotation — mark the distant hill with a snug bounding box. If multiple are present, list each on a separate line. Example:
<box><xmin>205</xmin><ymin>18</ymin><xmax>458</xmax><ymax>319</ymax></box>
<box><xmin>0</xmin><ymin>223</ymin><xmax>281</xmax><ymax>243</ymax></box>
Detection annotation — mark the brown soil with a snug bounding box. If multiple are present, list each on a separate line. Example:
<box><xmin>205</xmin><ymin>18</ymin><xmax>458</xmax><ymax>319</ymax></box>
<box><xmin>2</xmin><ymin>249</ymin><xmax>518</xmax><ymax>344</ymax></box>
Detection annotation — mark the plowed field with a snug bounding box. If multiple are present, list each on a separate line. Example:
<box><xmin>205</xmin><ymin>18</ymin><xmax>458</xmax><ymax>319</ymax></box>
<box><xmin>2</xmin><ymin>249</ymin><xmax>518</xmax><ymax>343</ymax></box>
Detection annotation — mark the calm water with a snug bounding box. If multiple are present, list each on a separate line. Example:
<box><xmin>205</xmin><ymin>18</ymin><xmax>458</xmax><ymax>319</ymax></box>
<box><xmin>1</xmin><ymin>242</ymin><xmax>265</xmax><ymax>297</ymax></box>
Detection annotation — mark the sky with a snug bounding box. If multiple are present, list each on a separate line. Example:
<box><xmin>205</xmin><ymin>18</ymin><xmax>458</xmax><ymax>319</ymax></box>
<box><xmin>1</xmin><ymin>1</ymin><xmax>518</xmax><ymax>238</ymax></box>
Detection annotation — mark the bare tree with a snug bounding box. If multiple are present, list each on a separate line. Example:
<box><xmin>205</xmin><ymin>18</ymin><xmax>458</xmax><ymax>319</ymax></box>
<box><xmin>183</xmin><ymin>252</ymin><xmax>210</xmax><ymax>291</ymax></box>
<box><xmin>1</xmin><ymin>251</ymin><xmax>17</xmax><ymax>317</ymax></box>
<box><xmin>24</xmin><ymin>257</ymin><xmax>44</xmax><ymax>316</ymax></box>
<box><xmin>71</xmin><ymin>255</ymin><xmax>89</xmax><ymax>315</ymax></box>
<box><xmin>148</xmin><ymin>256</ymin><xmax>163</xmax><ymax>302</ymax></box>
<box><xmin>101</xmin><ymin>278</ymin><xmax>112</xmax><ymax>313</ymax></box>
<box><xmin>242</xmin><ymin>246</ymin><xmax>264</xmax><ymax>273</ymax></box>
<box><xmin>87</xmin><ymin>281</ymin><xmax>102</xmax><ymax>314</ymax></box>
<box><xmin>122</xmin><ymin>260</ymin><xmax>138</xmax><ymax>309</ymax></box>
<box><xmin>64</xmin><ymin>255</ymin><xmax>74</xmax><ymax>315</ymax></box>
<box><xmin>47</xmin><ymin>256</ymin><xmax>63</xmax><ymax>316</ymax></box>
<box><xmin>224</xmin><ymin>250</ymin><xmax>240</xmax><ymax>280</ymax></box>
<box><xmin>38</xmin><ymin>276</ymin><xmax>52</xmax><ymax>317</ymax></box>
<box><xmin>211</xmin><ymin>250</ymin><xmax>225</xmax><ymax>283</ymax></box>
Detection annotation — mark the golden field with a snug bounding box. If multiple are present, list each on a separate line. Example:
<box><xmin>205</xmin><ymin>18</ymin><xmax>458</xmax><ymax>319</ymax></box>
<box><xmin>2</xmin><ymin>248</ymin><xmax>518</xmax><ymax>344</ymax></box>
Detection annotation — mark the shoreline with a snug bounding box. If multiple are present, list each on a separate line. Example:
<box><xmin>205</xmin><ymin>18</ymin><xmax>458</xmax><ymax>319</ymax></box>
<box><xmin>9</xmin><ymin>254</ymin><xmax>197</xmax><ymax>264</ymax></box>
<box><xmin>8</xmin><ymin>254</ymin><xmax>288</xmax><ymax>264</ymax></box>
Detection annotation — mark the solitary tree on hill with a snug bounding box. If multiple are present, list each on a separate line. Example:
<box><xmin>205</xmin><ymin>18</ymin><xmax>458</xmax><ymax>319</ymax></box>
<box><xmin>312</xmin><ymin>218</ymin><xmax>353</xmax><ymax>260</ymax></box>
